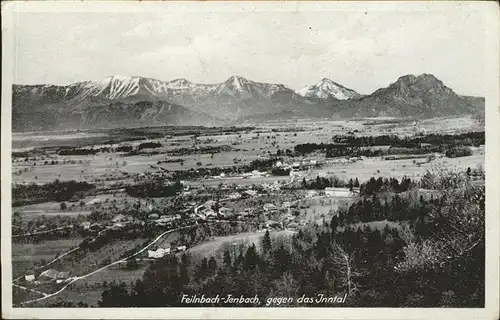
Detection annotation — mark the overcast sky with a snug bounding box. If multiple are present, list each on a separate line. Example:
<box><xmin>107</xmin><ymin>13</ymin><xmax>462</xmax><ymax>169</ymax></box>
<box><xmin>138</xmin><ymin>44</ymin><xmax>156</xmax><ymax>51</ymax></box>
<box><xmin>11</xmin><ymin>3</ymin><xmax>487</xmax><ymax>96</ymax></box>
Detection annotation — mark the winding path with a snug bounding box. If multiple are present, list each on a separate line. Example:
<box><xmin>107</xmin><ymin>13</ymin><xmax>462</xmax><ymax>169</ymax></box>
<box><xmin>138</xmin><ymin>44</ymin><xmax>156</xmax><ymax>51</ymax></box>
<box><xmin>13</xmin><ymin>283</ymin><xmax>49</xmax><ymax>298</ymax></box>
<box><xmin>19</xmin><ymin>223</ymin><xmax>197</xmax><ymax>305</ymax></box>
<box><xmin>12</xmin><ymin>225</ymin><xmax>74</xmax><ymax>238</ymax></box>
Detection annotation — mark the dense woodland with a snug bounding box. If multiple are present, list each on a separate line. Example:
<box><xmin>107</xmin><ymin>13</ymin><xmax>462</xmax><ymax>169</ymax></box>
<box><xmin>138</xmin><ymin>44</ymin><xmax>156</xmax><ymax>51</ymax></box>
<box><xmin>125</xmin><ymin>180</ymin><xmax>183</xmax><ymax>198</ymax></box>
<box><xmin>12</xmin><ymin>180</ymin><xmax>95</xmax><ymax>207</ymax></box>
<box><xmin>92</xmin><ymin>168</ymin><xmax>484</xmax><ymax>308</ymax></box>
<box><xmin>331</xmin><ymin>131</ymin><xmax>484</xmax><ymax>148</ymax></box>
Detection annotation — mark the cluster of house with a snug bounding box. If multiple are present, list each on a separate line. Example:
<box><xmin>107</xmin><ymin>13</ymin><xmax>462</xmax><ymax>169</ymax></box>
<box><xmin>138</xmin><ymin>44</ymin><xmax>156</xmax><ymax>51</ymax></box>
<box><xmin>107</xmin><ymin>214</ymin><xmax>144</xmax><ymax>230</ymax></box>
<box><xmin>275</xmin><ymin>159</ymin><xmax>320</xmax><ymax>170</ymax></box>
<box><xmin>197</xmin><ymin>200</ymin><xmax>235</xmax><ymax>220</ymax></box>
<box><xmin>261</xmin><ymin>181</ymin><xmax>282</xmax><ymax>192</ymax></box>
<box><xmin>261</xmin><ymin>200</ymin><xmax>309</xmax><ymax>231</ymax></box>
<box><xmin>147</xmin><ymin>213</ymin><xmax>182</xmax><ymax>226</ymax></box>
<box><xmin>241</xmin><ymin>170</ymin><xmax>269</xmax><ymax>179</ymax></box>
<box><xmin>263</xmin><ymin>217</ymin><xmax>307</xmax><ymax>232</ymax></box>
<box><xmin>147</xmin><ymin>244</ymin><xmax>187</xmax><ymax>259</ymax></box>
<box><xmin>24</xmin><ymin>269</ymin><xmax>71</xmax><ymax>284</ymax></box>
<box><xmin>95</xmin><ymin>212</ymin><xmax>185</xmax><ymax>231</ymax></box>
<box><xmin>226</xmin><ymin>189</ymin><xmax>258</xmax><ymax>199</ymax></box>
<box><xmin>329</xmin><ymin>157</ymin><xmax>363</xmax><ymax>165</ymax></box>
<box><xmin>196</xmin><ymin>197</ymin><xmax>258</xmax><ymax>221</ymax></box>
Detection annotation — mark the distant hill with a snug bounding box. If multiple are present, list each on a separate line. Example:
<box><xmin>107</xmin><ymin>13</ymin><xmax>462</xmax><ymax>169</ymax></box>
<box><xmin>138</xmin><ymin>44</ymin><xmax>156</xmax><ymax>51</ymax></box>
<box><xmin>335</xmin><ymin>74</ymin><xmax>484</xmax><ymax>118</ymax></box>
<box><xmin>12</xmin><ymin>73</ymin><xmax>484</xmax><ymax>132</ymax></box>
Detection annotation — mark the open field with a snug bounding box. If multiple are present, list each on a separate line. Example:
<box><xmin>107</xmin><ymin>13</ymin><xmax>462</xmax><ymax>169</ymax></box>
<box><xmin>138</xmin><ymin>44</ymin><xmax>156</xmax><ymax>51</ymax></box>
<box><xmin>301</xmin><ymin>196</ymin><xmax>354</xmax><ymax>224</ymax></box>
<box><xmin>25</xmin><ymin>263</ymin><xmax>149</xmax><ymax>307</ymax></box>
<box><xmin>12</xmin><ymin>116</ymin><xmax>483</xmax><ymax>185</ymax></box>
<box><xmin>49</xmin><ymin>238</ymin><xmax>149</xmax><ymax>277</ymax></box>
<box><xmin>187</xmin><ymin>229</ymin><xmax>295</xmax><ymax>258</ymax></box>
<box><xmin>12</xmin><ymin>238</ymin><xmax>84</xmax><ymax>277</ymax></box>
<box><xmin>32</xmin><ymin>288</ymin><xmax>103</xmax><ymax>307</ymax></box>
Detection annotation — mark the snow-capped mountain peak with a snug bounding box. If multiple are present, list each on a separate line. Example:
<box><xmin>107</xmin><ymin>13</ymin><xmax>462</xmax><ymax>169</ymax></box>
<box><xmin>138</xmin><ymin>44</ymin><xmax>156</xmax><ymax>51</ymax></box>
<box><xmin>296</xmin><ymin>78</ymin><xmax>361</xmax><ymax>100</ymax></box>
<box><xmin>73</xmin><ymin>75</ymin><xmax>165</xmax><ymax>100</ymax></box>
<box><xmin>165</xmin><ymin>78</ymin><xmax>193</xmax><ymax>89</ymax></box>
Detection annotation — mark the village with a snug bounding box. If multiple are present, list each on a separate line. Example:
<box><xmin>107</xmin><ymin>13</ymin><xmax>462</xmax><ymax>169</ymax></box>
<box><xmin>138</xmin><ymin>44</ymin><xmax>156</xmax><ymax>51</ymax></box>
<box><xmin>15</xmin><ymin>166</ymin><xmax>359</xmax><ymax>289</ymax></box>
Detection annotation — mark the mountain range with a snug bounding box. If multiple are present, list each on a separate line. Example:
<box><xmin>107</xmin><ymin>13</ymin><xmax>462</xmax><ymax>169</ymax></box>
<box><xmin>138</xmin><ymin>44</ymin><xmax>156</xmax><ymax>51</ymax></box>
<box><xmin>12</xmin><ymin>74</ymin><xmax>484</xmax><ymax>132</ymax></box>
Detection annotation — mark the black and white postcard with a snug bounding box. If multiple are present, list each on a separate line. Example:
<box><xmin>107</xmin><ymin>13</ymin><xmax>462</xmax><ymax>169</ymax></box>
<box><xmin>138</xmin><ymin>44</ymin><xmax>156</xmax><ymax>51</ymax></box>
<box><xmin>2</xmin><ymin>1</ymin><xmax>499</xmax><ymax>319</ymax></box>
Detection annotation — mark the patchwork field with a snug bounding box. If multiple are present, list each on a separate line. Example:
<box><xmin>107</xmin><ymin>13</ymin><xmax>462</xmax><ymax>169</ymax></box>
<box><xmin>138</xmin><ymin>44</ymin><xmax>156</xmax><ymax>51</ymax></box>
<box><xmin>187</xmin><ymin>229</ymin><xmax>296</xmax><ymax>259</ymax></box>
<box><xmin>12</xmin><ymin>238</ymin><xmax>84</xmax><ymax>278</ymax></box>
<box><xmin>10</xmin><ymin>116</ymin><xmax>485</xmax><ymax>307</ymax></box>
<box><xmin>49</xmin><ymin>238</ymin><xmax>149</xmax><ymax>277</ymax></box>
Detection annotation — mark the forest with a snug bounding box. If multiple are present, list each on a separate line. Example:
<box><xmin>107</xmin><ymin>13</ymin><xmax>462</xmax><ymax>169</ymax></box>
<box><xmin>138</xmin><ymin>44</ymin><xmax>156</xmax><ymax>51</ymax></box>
<box><xmin>12</xmin><ymin>180</ymin><xmax>95</xmax><ymax>206</ymax></box>
<box><xmin>125</xmin><ymin>180</ymin><xmax>183</xmax><ymax>198</ymax></box>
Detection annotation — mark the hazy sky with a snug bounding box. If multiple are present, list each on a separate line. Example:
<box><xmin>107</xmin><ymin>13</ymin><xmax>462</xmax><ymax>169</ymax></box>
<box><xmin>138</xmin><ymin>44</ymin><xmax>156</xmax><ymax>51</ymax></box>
<box><xmin>11</xmin><ymin>3</ymin><xmax>488</xmax><ymax>96</ymax></box>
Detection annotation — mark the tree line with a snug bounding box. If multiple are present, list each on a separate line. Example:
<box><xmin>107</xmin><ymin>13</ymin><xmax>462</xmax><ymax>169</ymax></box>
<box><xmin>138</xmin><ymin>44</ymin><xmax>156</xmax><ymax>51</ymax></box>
<box><xmin>331</xmin><ymin>131</ymin><xmax>484</xmax><ymax>148</ymax></box>
<box><xmin>125</xmin><ymin>180</ymin><xmax>183</xmax><ymax>198</ymax></box>
<box><xmin>12</xmin><ymin>180</ymin><xmax>95</xmax><ymax>207</ymax></box>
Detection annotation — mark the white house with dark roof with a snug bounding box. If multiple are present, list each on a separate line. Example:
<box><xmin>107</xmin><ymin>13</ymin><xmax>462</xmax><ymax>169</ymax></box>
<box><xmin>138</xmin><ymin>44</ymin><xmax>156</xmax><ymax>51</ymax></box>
<box><xmin>324</xmin><ymin>187</ymin><xmax>354</xmax><ymax>197</ymax></box>
<box><xmin>148</xmin><ymin>246</ymin><xmax>171</xmax><ymax>259</ymax></box>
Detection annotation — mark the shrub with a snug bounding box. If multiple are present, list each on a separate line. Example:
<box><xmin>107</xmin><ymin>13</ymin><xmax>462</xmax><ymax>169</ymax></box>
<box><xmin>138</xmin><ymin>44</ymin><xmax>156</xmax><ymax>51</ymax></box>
<box><xmin>445</xmin><ymin>146</ymin><xmax>472</xmax><ymax>158</ymax></box>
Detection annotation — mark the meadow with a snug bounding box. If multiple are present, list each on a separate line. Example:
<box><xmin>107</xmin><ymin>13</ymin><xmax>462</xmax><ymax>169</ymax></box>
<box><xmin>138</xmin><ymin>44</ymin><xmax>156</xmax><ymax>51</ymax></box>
<box><xmin>12</xmin><ymin>238</ymin><xmax>84</xmax><ymax>278</ymax></box>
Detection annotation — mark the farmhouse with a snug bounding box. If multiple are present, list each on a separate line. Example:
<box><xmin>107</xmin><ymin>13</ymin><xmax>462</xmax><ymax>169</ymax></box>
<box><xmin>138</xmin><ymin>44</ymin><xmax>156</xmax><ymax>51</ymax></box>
<box><xmin>148</xmin><ymin>213</ymin><xmax>159</xmax><ymax>220</ymax></box>
<box><xmin>228</xmin><ymin>192</ymin><xmax>242</xmax><ymax>200</ymax></box>
<box><xmin>218</xmin><ymin>207</ymin><xmax>234</xmax><ymax>217</ymax></box>
<box><xmin>111</xmin><ymin>222</ymin><xmax>125</xmax><ymax>230</ymax></box>
<box><xmin>252</xmin><ymin>170</ymin><xmax>262</xmax><ymax>177</ymax></box>
<box><xmin>202</xmin><ymin>208</ymin><xmax>217</xmax><ymax>219</ymax></box>
<box><xmin>24</xmin><ymin>274</ymin><xmax>35</xmax><ymax>282</ymax></box>
<box><xmin>80</xmin><ymin>221</ymin><xmax>91</xmax><ymax>230</ymax></box>
<box><xmin>306</xmin><ymin>190</ymin><xmax>318</xmax><ymax>198</ymax></box>
<box><xmin>263</xmin><ymin>181</ymin><xmax>281</xmax><ymax>191</ymax></box>
<box><xmin>39</xmin><ymin>269</ymin><xmax>59</xmax><ymax>281</ymax></box>
<box><xmin>38</xmin><ymin>269</ymin><xmax>71</xmax><ymax>283</ymax></box>
<box><xmin>286</xmin><ymin>222</ymin><xmax>300</xmax><ymax>231</ymax></box>
<box><xmin>56</xmin><ymin>271</ymin><xmax>71</xmax><ymax>284</ymax></box>
<box><xmin>265</xmin><ymin>220</ymin><xmax>281</xmax><ymax>229</ymax></box>
<box><xmin>112</xmin><ymin>214</ymin><xmax>127</xmax><ymax>223</ymax></box>
<box><xmin>324</xmin><ymin>187</ymin><xmax>354</xmax><ymax>197</ymax></box>
<box><xmin>86</xmin><ymin>198</ymin><xmax>101</xmax><ymax>205</ymax></box>
<box><xmin>243</xmin><ymin>190</ymin><xmax>258</xmax><ymax>197</ymax></box>
<box><xmin>147</xmin><ymin>203</ymin><xmax>154</xmax><ymax>211</ymax></box>
<box><xmin>176</xmin><ymin>245</ymin><xmax>187</xmax><ymax>252</ymax></box>
<box><xmin>263</xmin><ymin>203</ymin><xmax>278</xmax><ymax>213</ymax></box>
<box><xmin>148</xmin><ymin>246</ymin><xmax>171</xmax><ymax>259</ymax></box>
<box><xmin>204</xmin><ymin>200</ymin><xmax>216</xmax><ymax>209</ymax></box>
<box><xmin>239</xmin><ymin>208</ymin><xmax>255</xmax><ymax>217</ymax></box>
